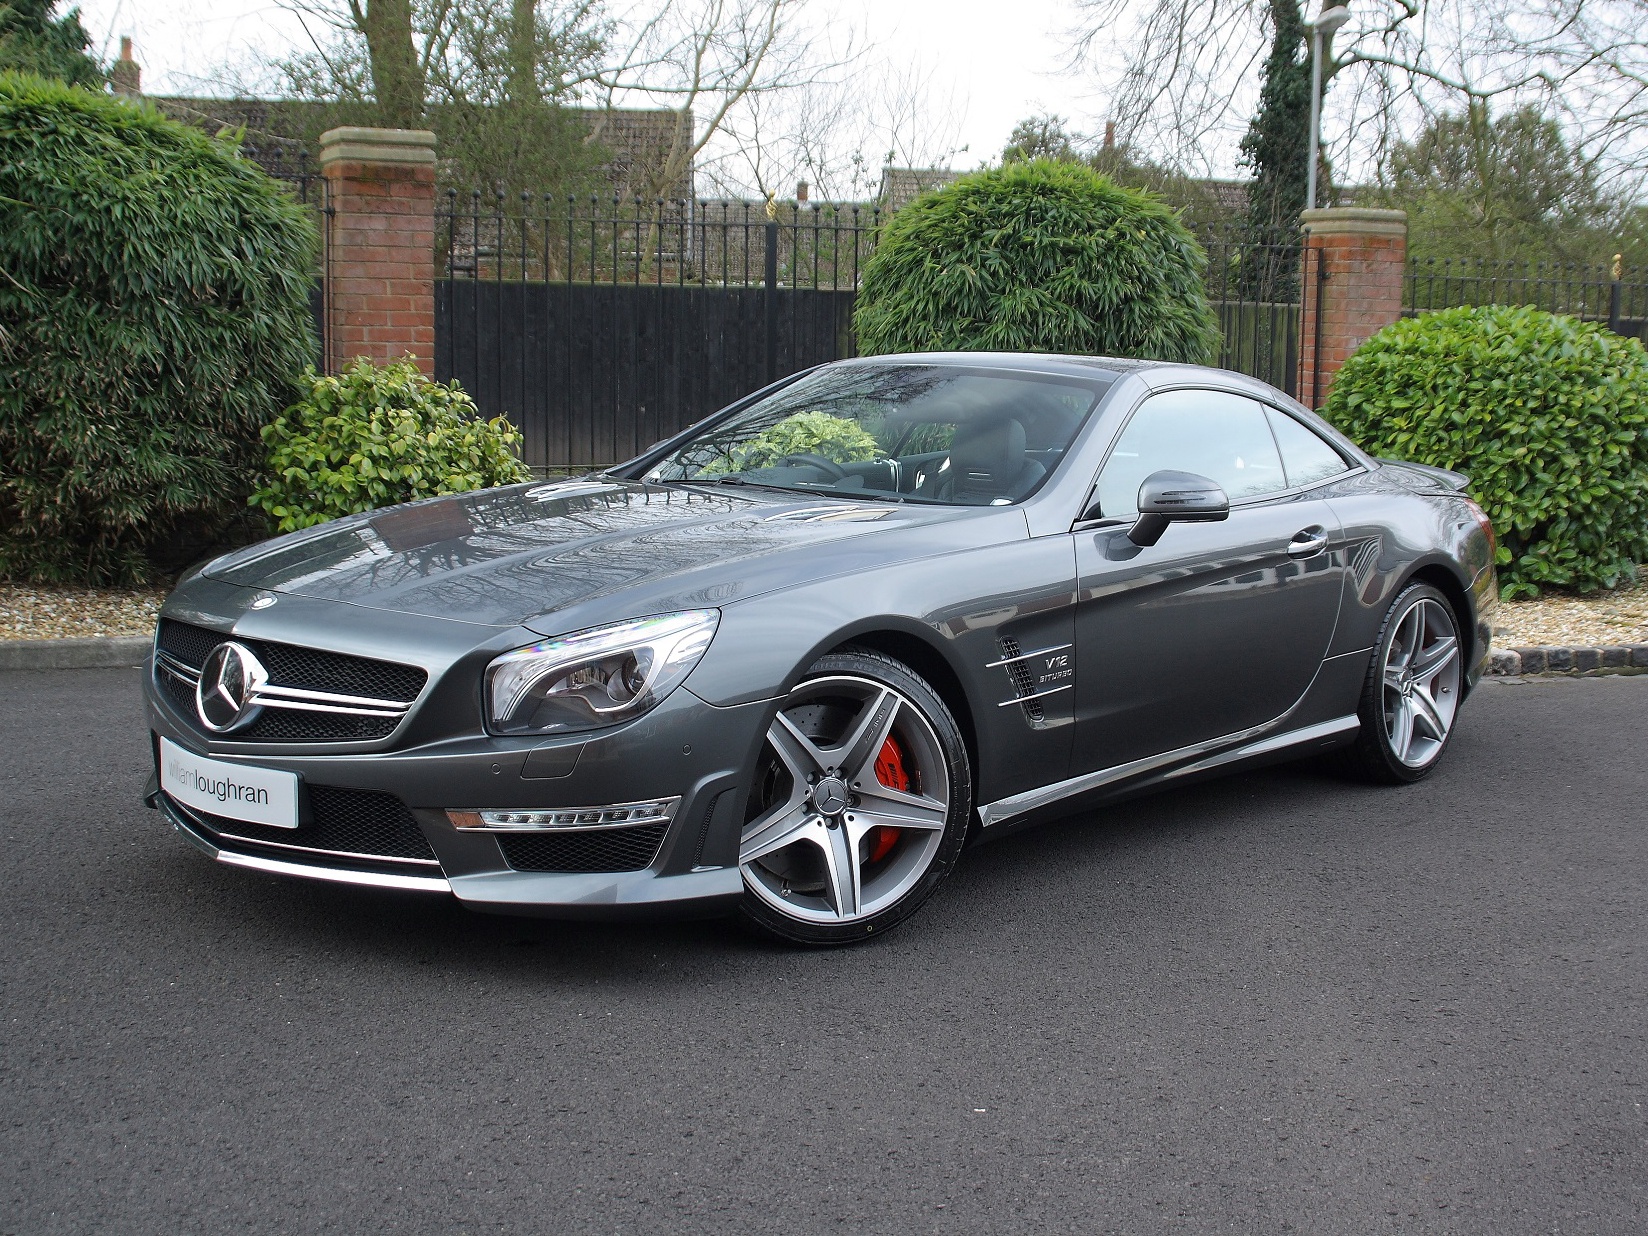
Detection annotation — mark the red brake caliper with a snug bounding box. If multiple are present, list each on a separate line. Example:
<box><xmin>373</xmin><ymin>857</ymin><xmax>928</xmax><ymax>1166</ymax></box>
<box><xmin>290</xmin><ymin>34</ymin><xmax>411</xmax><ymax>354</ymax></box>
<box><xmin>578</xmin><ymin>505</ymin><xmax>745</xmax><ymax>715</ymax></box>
<box><xmin>868</xmin><ymin>736</ymin><xmax>908</xmax><ymax>864</ymax></box>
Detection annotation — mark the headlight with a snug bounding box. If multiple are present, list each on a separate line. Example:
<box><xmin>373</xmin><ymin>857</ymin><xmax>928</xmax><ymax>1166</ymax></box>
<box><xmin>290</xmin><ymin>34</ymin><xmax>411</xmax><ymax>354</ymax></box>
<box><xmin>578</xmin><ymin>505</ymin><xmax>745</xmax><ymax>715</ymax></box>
<box><xmin>485</xmin><ymin>610</ymin><xmax>719</xmax><ymax>735</ymax></box>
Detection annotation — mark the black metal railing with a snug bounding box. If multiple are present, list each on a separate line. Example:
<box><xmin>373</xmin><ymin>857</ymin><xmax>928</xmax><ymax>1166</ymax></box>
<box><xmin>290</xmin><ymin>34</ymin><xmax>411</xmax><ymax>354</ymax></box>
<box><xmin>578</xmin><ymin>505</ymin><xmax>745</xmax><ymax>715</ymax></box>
<box><xmin>1198</xmin><ymin>227</ymin><xmax>1306</xmax><ymax>397</ymax></box>
<box><xmin>438</xmin><ymin>192</ymin><xmax>882</xmax><ymax>291</ymax></box>
<box><xmin>241</xmin><ymin>143</ymin><xmax>324</xmax><ymax>206</ymax></box>
<box><xmin>1405</xmin><ymin>255</ymin><xmax>1646</xmax><ymax>340</ymax></box>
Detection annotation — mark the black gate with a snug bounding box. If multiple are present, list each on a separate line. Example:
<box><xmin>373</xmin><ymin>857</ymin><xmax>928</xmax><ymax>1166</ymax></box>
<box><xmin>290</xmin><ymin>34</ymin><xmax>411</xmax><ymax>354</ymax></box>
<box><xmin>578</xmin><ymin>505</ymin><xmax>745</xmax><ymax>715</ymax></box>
<box><xmin>435</xmin><ymin>195</ymin><xmax>879</xmax><ymax>470</ymax></box>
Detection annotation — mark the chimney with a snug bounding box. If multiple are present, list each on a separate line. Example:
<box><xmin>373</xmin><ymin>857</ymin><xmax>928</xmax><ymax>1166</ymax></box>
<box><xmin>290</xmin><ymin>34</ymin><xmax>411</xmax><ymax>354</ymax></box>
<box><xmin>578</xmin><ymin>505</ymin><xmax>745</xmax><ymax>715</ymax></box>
<box><xmin>1103</xmin><ymin>121</ymin><xmax>1115</xmax><ymax>151</ymax></box>
<box><xmin>795</xmin><ymin>180</ymin><xmax>809</xmax><ymax>203</ymax></box>
<box><xmin>111</xmin><ymin>37</ymin><xmax>141</xmax><ymax>96</ymax></box>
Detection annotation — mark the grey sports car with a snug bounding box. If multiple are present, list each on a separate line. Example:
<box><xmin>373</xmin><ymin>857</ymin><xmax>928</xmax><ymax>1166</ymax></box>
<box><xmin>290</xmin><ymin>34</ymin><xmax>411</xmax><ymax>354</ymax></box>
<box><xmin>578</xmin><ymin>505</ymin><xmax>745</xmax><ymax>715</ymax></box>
<box><xmin>143</xmin><ymin>353</ymin><xmax>1497</xmax><ymax>944</ymax></box>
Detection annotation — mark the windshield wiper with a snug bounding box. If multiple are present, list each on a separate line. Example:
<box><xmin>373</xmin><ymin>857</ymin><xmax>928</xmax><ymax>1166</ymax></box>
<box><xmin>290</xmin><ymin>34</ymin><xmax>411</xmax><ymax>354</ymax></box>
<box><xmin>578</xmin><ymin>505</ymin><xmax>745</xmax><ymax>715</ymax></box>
<box><xmin>673</xmin><ymin>475</ymin><xmax>930</xmax><ymax>505</ymax></box>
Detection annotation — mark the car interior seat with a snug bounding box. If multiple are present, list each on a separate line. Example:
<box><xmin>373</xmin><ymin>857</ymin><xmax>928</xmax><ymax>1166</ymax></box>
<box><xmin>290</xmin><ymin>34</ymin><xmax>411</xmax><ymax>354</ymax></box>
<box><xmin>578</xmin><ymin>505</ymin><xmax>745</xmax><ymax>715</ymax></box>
<box><xmin>919</xmin><ymin>416</ymin><xmax>1046</xmax><ymax>504</ymax></box>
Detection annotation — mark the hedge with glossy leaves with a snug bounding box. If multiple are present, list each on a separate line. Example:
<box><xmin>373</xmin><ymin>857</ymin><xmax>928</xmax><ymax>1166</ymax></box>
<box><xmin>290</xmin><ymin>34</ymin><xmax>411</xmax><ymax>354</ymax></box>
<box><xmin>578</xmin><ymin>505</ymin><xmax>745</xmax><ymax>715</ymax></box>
<box><xmin>1323</xmin><ymin>304</ymin><xmax>1648</xmax><ymax>597</ymax></box>
<box><xmin>853</xmin><ymin>159</ymin><xmax>1221</xmax><ymax>363</ymax></box>
<box><xmin>250</xmin><ymin>359</ymin><xmax>531</xmax><ymax>532</ymax></box>
<box><xmin>0</xmin><ymin>73</ymin><xmax>319</xmax><ymax>583</ymax></box>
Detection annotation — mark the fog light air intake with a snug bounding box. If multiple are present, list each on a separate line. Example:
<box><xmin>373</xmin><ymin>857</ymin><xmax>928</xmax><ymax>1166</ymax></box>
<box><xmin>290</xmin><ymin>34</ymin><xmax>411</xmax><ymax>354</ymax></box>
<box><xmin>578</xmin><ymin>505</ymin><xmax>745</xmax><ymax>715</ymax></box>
<box><xmin>447</xmin><ymin>798</ymin><xmax>679</xmax><ymax>832</ymax></box>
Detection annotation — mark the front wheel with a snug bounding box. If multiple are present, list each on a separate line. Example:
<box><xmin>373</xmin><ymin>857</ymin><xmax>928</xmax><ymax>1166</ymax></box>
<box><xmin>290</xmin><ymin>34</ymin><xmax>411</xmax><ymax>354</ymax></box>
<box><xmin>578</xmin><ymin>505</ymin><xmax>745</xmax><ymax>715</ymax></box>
<box><xmin>737</xmin><ymin>648</ymin><xmax>972</xmax><ymax>945</ymax></box>
<box><xmin>1344</xmin><ymin>582</ymin><xmax>1464</xmax><ymax>784</ymax></box>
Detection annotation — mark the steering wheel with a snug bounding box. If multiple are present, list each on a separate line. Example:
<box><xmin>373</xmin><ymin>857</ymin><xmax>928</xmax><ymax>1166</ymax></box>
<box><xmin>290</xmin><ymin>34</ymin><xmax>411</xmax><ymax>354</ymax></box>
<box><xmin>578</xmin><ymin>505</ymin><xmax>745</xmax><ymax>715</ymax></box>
<box><xmin>778</xmin><ymin>453</ymin><xmax>848</xmax><ymax>480</ymax></box>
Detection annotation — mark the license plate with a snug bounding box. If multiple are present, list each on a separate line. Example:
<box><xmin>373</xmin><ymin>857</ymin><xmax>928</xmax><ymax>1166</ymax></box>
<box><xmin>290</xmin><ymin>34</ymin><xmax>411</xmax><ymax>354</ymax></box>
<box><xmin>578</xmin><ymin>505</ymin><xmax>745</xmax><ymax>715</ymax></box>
<box><xmin>159</xmin><ymin>737</ymin><xmax>300</xmax><ymax>829</ymax></box>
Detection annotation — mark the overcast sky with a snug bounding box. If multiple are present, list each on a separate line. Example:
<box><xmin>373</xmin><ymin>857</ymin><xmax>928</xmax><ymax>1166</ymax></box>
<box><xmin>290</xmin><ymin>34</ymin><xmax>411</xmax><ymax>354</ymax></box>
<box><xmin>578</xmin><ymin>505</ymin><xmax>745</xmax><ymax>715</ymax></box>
<box><xmin>73</xmin><ymin>0</ymin><xmax>1108</xmax><ymax>174</ymax></box>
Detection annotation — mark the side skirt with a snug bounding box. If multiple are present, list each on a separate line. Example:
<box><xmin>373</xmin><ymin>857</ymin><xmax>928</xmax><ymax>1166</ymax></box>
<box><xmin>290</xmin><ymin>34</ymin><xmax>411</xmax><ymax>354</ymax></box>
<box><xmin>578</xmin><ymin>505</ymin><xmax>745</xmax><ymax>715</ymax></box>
<box><xmin>975</xmin><ymin>714</ymin><xmax>1360</xmax><ymax>830</ymax></box>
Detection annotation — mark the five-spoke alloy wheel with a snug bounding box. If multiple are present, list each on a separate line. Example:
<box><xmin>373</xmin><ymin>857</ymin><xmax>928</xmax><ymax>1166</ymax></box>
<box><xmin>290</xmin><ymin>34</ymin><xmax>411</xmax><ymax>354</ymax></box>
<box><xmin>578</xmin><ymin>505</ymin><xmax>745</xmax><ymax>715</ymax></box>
<box><xmin>1348</xmin><ymin>582</ymin><xmax>1463</xmax><ymax>783</ymax></box>
<box><xmin>737</xmin><ymin>648</ymin><xmax>971</xmax><ymax>945</ymax></box>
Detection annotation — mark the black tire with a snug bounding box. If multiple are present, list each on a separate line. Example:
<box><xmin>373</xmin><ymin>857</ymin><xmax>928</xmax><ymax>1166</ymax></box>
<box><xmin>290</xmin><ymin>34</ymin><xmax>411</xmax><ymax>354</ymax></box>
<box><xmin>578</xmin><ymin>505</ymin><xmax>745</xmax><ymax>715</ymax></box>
<box><xmin>1342</xmin><ymin>581</ymin><xmax>1465</xmax><ymax>785</ymax></box>
<box><xmin>736</xmin><ymin>646</ymin><xmax>972</xmax><ymax>946</ymax></box>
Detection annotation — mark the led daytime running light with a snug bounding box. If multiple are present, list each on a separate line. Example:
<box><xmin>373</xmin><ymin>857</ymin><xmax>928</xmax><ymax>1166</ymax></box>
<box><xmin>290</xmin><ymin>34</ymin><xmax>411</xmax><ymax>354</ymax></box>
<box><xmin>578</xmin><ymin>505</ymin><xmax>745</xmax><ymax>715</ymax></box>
<box><xmin>448</xmin><ymin>798</ymin><xmax>679</xmax><ymax>831</ymax></box>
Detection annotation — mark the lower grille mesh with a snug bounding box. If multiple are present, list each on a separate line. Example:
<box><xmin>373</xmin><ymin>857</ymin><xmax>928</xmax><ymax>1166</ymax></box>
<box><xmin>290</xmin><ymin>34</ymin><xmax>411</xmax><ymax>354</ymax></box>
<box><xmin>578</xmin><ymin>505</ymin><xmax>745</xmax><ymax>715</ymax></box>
<box><xmin>177</xmin><ymin>785</ymin><xmax>437</xmax><ymax>863</ymax></box>
<box><xmin>499</xmin><ymin>823</ymin><xmax>670</xmax><ymax>874</ymax></box>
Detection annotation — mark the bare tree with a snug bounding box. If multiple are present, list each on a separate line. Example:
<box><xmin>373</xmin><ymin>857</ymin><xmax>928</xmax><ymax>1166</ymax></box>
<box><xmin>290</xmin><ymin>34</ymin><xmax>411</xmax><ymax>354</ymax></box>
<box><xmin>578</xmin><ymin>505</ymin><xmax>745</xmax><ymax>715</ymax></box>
<box><xmin>274</xmin><ymin>0</ymin><xmax>855</xmax><ymax>202</ymax></box>
<box><xmin>697</xmin><ymin>54</ymin><xmax>967</xmax><ymax>202</ymax></box>
<box><xmin>588</xmin><ymin>0</ymin><xmax>859</xmax><ymax>202</ymax></box>
<box><xmin>278</xmin><ymin>0</ymin><xmax>606</xmax><ymax>115</ymax></box>
<box><xmin>1066</xmin><ymin>0</ymin><xmax>1648</xmax><ymax>186</ymax></box>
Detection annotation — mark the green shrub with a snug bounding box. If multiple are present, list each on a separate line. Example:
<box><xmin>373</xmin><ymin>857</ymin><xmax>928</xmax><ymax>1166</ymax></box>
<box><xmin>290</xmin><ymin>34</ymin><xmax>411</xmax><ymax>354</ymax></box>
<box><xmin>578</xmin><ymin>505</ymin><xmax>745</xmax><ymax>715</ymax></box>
<box><xmin>251</xmin><ymin>359</ymin><xmax>531</xmax><ymax>532</ymax></box>
<box><xmin>1323</xmin><ymin>305</ymin><xmax>1648</xmax><ymax>597</ymax></box>
<box><xmin>0</xmin><ymin>73</ymin><xmax>320</xmax><ymax>584</ymax></box>
<box><xmin>733</xmin><ymin>411</ymin><xmax>882</xmax><ymax>470</ymax></box>
<box><xmin>854</xmin><ymin>159</ymin><xmax>1221</xmax><ymax>364</ymax></box>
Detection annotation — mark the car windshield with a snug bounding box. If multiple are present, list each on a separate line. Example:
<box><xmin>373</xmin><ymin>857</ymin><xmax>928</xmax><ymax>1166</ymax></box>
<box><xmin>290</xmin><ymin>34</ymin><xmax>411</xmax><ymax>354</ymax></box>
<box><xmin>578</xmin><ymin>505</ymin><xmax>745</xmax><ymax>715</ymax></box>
<box><xmin>643</xmin><ymin>364</ymin><xmax>1108</xmax><ymax>505</ymax></box>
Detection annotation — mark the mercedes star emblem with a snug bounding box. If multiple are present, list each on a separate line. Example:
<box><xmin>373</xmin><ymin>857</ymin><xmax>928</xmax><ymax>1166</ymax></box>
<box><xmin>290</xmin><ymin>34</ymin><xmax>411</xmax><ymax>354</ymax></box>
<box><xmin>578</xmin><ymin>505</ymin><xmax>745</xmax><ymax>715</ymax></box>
<box><xmin>195</xmin><ymin>641</ymin><xmax>269</xmax><ymax>733</ymax></box>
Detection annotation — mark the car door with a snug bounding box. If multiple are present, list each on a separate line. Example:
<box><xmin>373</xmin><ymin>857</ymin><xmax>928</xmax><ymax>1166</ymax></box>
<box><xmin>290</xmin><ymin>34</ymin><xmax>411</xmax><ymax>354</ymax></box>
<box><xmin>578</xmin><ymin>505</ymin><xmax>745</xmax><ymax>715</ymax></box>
<box><xmin>1070</xmin><ymin>388</ymin><xmax>1347</xmax><ymax>773</ymax></box>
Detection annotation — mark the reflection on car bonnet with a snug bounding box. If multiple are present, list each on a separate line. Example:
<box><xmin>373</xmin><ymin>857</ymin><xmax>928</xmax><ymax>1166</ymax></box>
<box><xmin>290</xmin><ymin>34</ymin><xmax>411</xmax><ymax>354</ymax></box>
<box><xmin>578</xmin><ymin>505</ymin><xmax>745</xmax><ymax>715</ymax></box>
<box><xmin>763</xmin><ymin>505</ymin><xmax>894</xmax><ymax>523</ymax></box>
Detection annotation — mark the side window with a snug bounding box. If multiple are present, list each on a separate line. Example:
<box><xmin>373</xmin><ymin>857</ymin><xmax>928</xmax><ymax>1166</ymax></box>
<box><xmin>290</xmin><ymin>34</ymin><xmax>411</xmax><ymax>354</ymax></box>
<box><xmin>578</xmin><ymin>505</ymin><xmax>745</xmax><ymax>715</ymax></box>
<box><xmin>1094</xmin><ymin>390</ymin><xmax>1287</xmax><ymax>517</ymax></box>
<box><xmin>1267</xmin><ymin>408</ymin><xmax>1351</xmax><ymax>488</ymax></box>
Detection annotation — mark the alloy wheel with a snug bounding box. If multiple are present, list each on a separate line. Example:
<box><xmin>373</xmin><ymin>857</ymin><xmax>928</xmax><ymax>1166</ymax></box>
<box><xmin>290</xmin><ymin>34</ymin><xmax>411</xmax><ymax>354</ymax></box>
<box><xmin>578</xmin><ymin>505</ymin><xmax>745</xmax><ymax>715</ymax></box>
<box><xmin>740</xmin><ymin>674</ymin><xmax>953</xmax><ymax>927</ymax></box>
<box><xmin>1380</xmin><ymin>595</ymin><xmax>1461</xmax><ymax>769</ymax></box>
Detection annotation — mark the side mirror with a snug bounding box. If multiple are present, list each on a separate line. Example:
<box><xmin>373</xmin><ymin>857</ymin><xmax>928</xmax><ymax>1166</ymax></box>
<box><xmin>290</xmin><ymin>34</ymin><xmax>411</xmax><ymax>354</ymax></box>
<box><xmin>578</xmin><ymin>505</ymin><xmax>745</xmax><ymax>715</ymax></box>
<box><xmin>1127</xmin><ymin>470</ymin><xmax>1229</xmax><ymax>546</ymax></box>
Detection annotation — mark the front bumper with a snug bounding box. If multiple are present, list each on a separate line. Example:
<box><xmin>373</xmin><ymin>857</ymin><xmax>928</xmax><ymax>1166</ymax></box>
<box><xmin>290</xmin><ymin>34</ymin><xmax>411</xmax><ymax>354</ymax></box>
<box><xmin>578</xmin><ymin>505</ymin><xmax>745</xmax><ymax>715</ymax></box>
<box><xmin>144</xmin><ymin>668</ymin><xmax>767</xmax><ymax>921</ymax></box>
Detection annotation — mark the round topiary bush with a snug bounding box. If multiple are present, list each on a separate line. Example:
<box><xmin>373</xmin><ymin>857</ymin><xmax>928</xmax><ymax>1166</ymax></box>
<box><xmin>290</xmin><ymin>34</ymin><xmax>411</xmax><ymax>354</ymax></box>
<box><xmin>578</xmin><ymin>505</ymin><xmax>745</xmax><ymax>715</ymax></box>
<box><xmin>250</xmin><ymin>359</ymin><xmax>532</xmax><ymax>532</ymax></box>
<box><xmin>1323</xmin><ymin>304</ymin><xmax>1648</xmax><ymax>597</ymax></box>
<box><xmin>0</xmin><ymin>73</ymin><xmax>319</xmax><ymax>584</ymax></box>
<box><xmin>853</xmin><ymin>159</ymin><xmax>1221</xmax><ymax>363</ymax></box>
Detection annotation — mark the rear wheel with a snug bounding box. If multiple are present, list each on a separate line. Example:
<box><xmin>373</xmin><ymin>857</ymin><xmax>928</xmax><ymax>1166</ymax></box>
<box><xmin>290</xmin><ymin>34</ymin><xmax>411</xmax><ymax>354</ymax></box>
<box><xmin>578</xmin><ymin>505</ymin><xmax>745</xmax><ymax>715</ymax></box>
<box><xmin>1345</xmin><ymin>582</ymin><xmax>1463</xmax><ymax>784</ymax></box>
<box><xmin>737</xmin><ymin>648</ymin><xmax>972</xmax><ymax>945</ymax></box>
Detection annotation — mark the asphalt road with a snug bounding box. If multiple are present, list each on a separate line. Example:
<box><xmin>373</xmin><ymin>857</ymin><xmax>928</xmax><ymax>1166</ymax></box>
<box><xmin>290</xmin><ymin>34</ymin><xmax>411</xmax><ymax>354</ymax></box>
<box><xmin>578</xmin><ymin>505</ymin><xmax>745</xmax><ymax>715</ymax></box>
<box><xmin>1</xmin><ymin>668</ymin><xmax>1644</xmax><ymax>1234</ymax></box>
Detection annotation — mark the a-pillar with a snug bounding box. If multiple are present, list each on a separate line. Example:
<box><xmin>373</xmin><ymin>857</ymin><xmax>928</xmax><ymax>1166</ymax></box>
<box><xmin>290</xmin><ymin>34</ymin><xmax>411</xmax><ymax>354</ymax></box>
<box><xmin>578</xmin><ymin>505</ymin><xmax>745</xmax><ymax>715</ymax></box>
<box><xmin>1298</xmin><ymin>207</ymin><xmax>1407</xmax><ymax>408</ymax></box>
<box><xmin>318</xmin><ymin>127</ymin><xmax>437</xmax><ymax>375</ymax></box>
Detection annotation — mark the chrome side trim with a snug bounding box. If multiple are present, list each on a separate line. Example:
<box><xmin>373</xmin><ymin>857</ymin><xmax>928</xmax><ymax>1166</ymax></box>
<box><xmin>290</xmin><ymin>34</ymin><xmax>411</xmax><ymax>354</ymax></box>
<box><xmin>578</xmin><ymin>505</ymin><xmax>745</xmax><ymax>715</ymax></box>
<box><xmin>976</xmin><ymin>713</ymin><xmax>1358</xmax><ymax>828</ymax></box>
<box><xmin>984</xmin><ymin>643</ymin><xmax>1074</xmax><ymax>669</ymax></box>
<box><xmin>1161</xmin><ymin>716</ymin><xmax>1359</xmax><ymax>782</ymax></box>
<box><xmin>995</xmin><ymin>683</ymin><xmax>1073</xmax><ymax>708</ymax></box>
<box><xmin>215</xmin><ymin>850</ymin><xmax>452</xmax><ymax>893</ymax></box>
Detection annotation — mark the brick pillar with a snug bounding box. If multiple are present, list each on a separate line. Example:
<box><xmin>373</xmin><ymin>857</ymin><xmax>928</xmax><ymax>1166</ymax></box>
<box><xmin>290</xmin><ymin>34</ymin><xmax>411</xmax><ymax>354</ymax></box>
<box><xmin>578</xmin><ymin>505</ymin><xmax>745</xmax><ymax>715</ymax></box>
<box><xmin>1298</xmin><ymin>207</ymin><xmax>1407</xmax><ymax>408</ymax></box>
<box><xmin>318</xmin><ymin>127</ymin><xmax>437</xmax><ymax>375</ymax></box>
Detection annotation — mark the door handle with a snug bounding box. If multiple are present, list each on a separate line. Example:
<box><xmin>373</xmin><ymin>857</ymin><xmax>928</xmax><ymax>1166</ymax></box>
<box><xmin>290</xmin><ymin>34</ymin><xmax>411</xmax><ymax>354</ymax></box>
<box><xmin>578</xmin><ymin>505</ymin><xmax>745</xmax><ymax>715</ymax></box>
<box><xmin>1287</xmin><ymin>526</ymin><xmax>1329</xmax><ymax>558</ymax></box>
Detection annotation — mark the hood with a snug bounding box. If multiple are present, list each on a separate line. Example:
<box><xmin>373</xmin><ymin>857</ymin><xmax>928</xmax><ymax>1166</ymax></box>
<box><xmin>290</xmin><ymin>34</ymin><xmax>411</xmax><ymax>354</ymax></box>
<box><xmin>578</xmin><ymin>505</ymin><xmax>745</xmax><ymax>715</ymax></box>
<box><xmin>203</xmin><ymin>479</ymin><xmax>990</xmax><ymax>629</ymax></box>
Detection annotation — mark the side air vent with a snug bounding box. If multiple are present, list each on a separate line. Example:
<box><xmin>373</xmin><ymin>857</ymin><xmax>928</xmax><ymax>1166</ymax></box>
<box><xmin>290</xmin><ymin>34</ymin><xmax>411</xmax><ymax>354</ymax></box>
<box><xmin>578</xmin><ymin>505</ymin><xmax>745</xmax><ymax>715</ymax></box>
<box><xmin>998</xmin><ymin>635</ymin><xmax>1045</xmax><ymax>725</ymax></box>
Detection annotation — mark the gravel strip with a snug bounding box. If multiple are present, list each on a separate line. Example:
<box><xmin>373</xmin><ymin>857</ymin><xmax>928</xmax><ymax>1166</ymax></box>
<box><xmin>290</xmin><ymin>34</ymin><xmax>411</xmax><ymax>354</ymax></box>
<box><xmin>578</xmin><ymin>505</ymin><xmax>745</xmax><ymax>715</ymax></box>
<box><xmin>0</xmin><ymin>583</ymin><xmax>167</xmax><ymax>641</ymax></box>
<box><xmin>1493</xmin><ymin>570</ymin><xmax>1648</xmax><ymax>649</ymax></box>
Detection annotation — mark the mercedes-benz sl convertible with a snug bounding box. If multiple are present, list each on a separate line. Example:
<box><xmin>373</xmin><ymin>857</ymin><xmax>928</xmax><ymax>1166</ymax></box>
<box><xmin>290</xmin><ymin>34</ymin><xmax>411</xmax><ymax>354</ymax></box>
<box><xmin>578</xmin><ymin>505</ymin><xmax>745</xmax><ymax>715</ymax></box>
<box><xmin>143</xmin><ymin>353</ymin><xmax>1497</xmax><ymax>944</ymax></box>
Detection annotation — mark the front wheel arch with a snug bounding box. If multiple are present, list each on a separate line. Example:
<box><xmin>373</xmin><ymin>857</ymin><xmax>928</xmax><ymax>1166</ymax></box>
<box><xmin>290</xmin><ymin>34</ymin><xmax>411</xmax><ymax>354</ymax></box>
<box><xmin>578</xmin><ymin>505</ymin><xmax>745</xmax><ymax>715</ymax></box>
<box><xmin>826</xmin><ymin>629</ymin><xmax>979</xmax><ymax>802</ymax></box>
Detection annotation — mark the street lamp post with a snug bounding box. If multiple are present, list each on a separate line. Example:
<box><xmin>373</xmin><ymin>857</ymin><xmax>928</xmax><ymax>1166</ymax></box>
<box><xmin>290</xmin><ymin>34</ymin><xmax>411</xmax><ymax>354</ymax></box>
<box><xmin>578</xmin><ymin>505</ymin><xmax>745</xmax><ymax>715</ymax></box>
<box><xmin>1306</xmin><ymin>4</ymin><xmax>1351</xmax><ymax>211</ymax></box>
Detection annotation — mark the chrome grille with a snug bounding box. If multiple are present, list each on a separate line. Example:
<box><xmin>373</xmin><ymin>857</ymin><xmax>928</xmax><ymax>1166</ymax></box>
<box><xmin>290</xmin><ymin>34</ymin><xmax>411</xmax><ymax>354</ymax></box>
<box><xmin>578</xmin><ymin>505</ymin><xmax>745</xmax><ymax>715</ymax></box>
<box><xmin>155</xmin><ymin>619</ymin><xmax>427</xmax><ymax>743</ymax></box>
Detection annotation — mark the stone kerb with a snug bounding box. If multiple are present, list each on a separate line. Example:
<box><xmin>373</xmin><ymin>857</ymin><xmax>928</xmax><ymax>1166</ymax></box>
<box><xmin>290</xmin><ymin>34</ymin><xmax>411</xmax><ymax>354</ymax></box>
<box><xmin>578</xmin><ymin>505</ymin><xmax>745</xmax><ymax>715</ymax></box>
<box><xmin>1299</xmin><ymin>207</ymin><xmax>1407</xmax><ymax>409</ymax></box>
<box><xmin>318</xmin><ymin>127</ymin><xmax>438</xmax><ymax>375</ymax></box>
